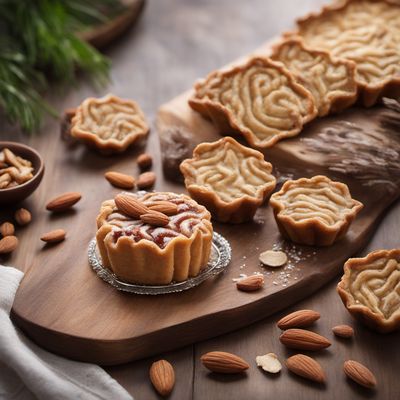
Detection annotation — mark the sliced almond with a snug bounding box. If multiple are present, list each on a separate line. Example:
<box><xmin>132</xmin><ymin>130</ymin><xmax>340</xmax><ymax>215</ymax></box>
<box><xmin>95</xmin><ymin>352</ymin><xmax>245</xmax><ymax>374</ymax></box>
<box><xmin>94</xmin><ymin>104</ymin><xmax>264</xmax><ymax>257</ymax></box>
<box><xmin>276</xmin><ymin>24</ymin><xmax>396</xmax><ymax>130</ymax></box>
<box><xmin>137</xmin><ymin>153</ymin><xmax>153</xmax><ymax>170</ymax></box>
<box><xmin>0</xmin><ymin>235</ymin><xmax>18</xmax><ymax>254</ymax></box>
<box><xmin>40</xmin><ymin>229</ymin><xmax>66</xmax><ymax>243</ymax></box>
<box><xmin>279</xmin><ymin>329</ymin><xmax>331</xmax><ymax>351</ymax></box>
<box><xmin>343</xmin><ymin>360</ymin><xmax>377</xmax><ymax>389</ymax></box>
<box><xmin>148</xmin><ymin>201</ymin><xmax>178</xmax><ymax>216</ymax></box>
<box><xmin>140</xmin><ymin>211</ymin><xmax>169</xmax><ymax>227</ymax></box>
<box><xmin>256</xmin><ymin>353</ymin><xmax>282</xmax><ymax>374</ymax></box>
<box><xmin>286</xmin><ymin>354</ymin><xmax>326</xmax><ymax>383</ymax></box>
<box><xmin>137</xmin><ymin>171</ymin><xmax>156</xmax><ymax>189</ymax></box>
<box><xmin>0</xmin><ymin>222</ymin><xmax>15</xmax><ymax>237</ymax></box>
<box><xmin>237</xmin><ymin>275</ymin><xmax>264</xmax><ymax>292</ymax></box>
<box><xmin>15</xmin><ymin>208</ymin><xmax>32</xmax><ymax>226</ymax></box>
<box><xmin>46</xmin><ymin>192</ymin><xmax>82</xmax><ymax>212</ymax></box>
<box><xmin>104</xmin><ymin>171</ymin><xmax>135</xmax><ymax>189</ymax></box>
<box><xmin>277</xmin><ymin>310</ymin><xmax>321</xmax><ymax>330</ymax></box>
<box><xmin>201</xmin><ymin>351</ymin><xmax>249</xmax><ymax>374</ymax></box>
<box><xmin>114</xmin><ymin>193</ymin><xmax>149</xmax><ymax>218</ymax></box>
<box><xmin>259</xmin><ymin>250</ymin><xmax>287</xmax><ymax>267</ymax></box>
<box><xmin>149</xmin><ymin>359</ymin><xmax>175</xmax><ymax>397</ymax></box>
<box><xmin>332</xmin><ymin>324</ymin><xmax>354</xmax><ymax>338</ymax></box>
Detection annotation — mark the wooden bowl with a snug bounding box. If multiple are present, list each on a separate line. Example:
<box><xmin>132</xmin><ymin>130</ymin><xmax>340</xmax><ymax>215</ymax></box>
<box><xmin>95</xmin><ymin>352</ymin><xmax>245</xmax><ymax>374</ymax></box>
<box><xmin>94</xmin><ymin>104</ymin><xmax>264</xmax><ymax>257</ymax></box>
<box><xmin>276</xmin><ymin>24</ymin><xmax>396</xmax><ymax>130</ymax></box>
<box><xmin>0</xmin><ymin>141</ymin><xmax>44</xmax><ymax>205</ymax></box>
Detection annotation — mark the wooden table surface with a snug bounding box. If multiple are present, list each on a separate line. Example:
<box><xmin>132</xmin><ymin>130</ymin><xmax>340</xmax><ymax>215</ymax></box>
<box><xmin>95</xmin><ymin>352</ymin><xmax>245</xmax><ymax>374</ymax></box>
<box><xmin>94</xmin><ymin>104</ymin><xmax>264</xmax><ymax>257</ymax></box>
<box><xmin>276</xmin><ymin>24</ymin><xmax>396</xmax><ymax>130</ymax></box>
<box><xmin>1</xmin><ymin>1</ymin><xmax>400</xmax><ymax>399</ymax></box>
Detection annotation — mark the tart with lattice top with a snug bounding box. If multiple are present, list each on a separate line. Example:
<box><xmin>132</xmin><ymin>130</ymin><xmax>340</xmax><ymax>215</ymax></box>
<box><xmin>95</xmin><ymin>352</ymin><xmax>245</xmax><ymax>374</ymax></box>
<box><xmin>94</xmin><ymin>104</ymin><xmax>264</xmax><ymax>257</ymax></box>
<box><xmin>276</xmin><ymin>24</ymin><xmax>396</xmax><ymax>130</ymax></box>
<box><xmin>189</xmin><ymin>57</ymin><xmax>317</xmax><ymax>149</ymax></box>
<box><xmin>269</xmin><ymin>175</ymin><xmax>363</xmax><ymax>246</ymax></box>
<box><xmin>180</xmin><ymin>137</ymin><xmax>276</xmax><ymax>223</ymax></box>
<box><xmin>271</xmin><ymin>38</ymin><xmax>358</xmax><ymax>116</ymax></box>
<box><xmin>337</xmin><ymin>249</ymin><xmax>400</xmax><ymax>333</ymax></box>
<box><xmin>96</xmin><ymin>191</ymin><xmax>213</xmax><ymax>285</ymax></box>
<box><xmin>71</xmin><ymin>94</ymin><xmax>149</xmax><ymax>154</ymax></box>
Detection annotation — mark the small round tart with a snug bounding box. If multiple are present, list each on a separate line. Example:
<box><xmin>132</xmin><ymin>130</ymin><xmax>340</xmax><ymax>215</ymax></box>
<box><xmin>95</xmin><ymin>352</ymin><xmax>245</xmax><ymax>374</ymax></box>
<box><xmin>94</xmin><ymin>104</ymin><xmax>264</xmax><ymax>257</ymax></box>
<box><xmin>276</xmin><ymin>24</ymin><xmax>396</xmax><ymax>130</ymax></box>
<box><xmin>337</xmin><ymin>249</ymin><xmax>400</xmax><ymax>333</ymax></box>
<box><xmin>180</xmin><ymin>137</ymin><xmax>276</xmax><ymax>223</ymax></box>
<box><xmin>96</xmin><ymin>191</ymin><xmax>213</xmax><ymax>285</ymax></box>
<box><xmin>71</xmin><ymin>94</ymin><xmax>149</xmax><ymax>154</ymax></box>
<box><xmin>269</xmin><ymin>175</ymin><xmax>363</xmax><ymax>246</ymax></box>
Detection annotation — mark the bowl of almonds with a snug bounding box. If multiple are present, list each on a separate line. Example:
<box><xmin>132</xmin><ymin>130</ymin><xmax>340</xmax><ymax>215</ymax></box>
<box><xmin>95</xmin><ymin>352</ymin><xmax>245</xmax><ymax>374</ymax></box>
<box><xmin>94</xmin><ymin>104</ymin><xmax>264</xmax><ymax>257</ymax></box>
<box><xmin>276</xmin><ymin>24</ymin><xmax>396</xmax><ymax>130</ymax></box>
<box><xmin>0</xmin><ymin>141</ymin><xmax>44</xmax><ymax>204</ymax></box>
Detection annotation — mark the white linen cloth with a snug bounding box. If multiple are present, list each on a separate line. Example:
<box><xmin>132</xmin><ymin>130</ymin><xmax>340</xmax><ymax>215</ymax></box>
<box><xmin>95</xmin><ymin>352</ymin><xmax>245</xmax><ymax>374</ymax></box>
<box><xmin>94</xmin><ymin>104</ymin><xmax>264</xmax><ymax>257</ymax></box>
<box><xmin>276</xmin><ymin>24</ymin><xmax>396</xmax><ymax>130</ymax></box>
<box><xmin>0</xmin><ymin>265</ymin><xmax>133</xmax><ymax>400</ymax></box>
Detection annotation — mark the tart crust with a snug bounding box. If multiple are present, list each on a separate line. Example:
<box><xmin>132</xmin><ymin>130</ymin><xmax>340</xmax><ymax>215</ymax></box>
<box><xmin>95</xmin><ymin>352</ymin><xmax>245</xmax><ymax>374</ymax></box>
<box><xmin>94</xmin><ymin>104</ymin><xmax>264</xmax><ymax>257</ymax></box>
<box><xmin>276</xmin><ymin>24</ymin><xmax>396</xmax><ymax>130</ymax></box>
<box><xmin>71</xmin><ymin>94</ymin><xmax>149</xmax><ymax>154</ymax></box>
<box><xmin>269</xmin><ymin>175</ymin><xmax>363</xmax><ymax>246</ymax></box>
<box><xmin>189</xmin><ymin>57</ymin><xmax>317</xmax><ymax>149</ymax></box>
<box><xmin>180</xmin><ymin>137</ymin><xmax>276</xmax><ymax>223</ymax></box>
<box><xmin>96</xmin><ymin>192</ymin><xmax>213</xmax><ymax>285</ymax></box>
<box><xmin>337</xmin><ymin>249</ymin><xmax>400</xmax><ymax>333</ymax></box>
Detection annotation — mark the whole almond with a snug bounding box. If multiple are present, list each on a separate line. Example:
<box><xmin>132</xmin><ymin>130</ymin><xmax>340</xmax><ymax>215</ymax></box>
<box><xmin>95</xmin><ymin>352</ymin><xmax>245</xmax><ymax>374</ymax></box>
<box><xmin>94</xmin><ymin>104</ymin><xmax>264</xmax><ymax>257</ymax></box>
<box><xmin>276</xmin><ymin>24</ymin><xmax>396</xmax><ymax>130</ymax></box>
<box><xmin>140</xmin><ymin>211</ymin><xmax>169</xmax><ymax>227</ymax></box>
<box><xmin>40</xmin><ymin>229</ymin><xmax>66</xmax><ymax>243</ymax></box>
<box><xmin>137</xmin><ymin>171</ymin><xmax>156</xmax><ymax>189</ymax></box>
<box><xmin>286</xmin><ymin>354</ymin><xmax>326</xmax><ymax>384</ymax></box>
<box><xmin>105</xmin><ymin>171</ymin><xmax>135</xmax><ymax>189</ymax></box>
<box><xmin>46</xmin><ymin>192</ymin><xmax>82</xmax><ymax>212</ymax></box>
<box><xmin>343</xmin><ymin>360</ymin><xmax>377</xmax><ymax>389</ymax></box>
<box><xmin>15</xmin><ymin>208</ymin><xmax>31</xmax><ymax>226</ymax></box>
<box><xmin>115</xmin><ymin>194</ymin><xmax>149</xmax><ymax>218</ymax></box>
<box><xmin>201</xmin><ymin>351</ymin><xmax>249</xmax><ymax>374</ymax></box>
<box><xmin>148</xmin><ymin>201</ymin><xmax>178</xmax><ymax>216</ymax></box>
<box><xmin>0</xmin><ymin>235</ymin><xmax>18</xmax><ymax>254</ymax></box>
<box><xmin>0</xmin><ymin>222</ymin><xmax>15</xmax><ymax>237</ymax></box>
<box><xmin>137</xmin><ymin>153</ymin><xmax>153</xmax><ymax>170</ymax></box>
<box><xmin>332</xmin><ymin>325</ymin><xmax>354</xmax><ymax>338</ymax></box>
<box><xmin>279</xmin><ymin>329</ymin><xmax>331</xmax><ymax>351</ymax></box>
<box><xmin>149</xmin><ymin>359</ymin><xmax>175</xmax><ymax>397</ymax></box>
<box><xmin>237</xmin><ymin>275</ymin><xmax>264</xmax><ymax>292</ymax></box>
<box><xmin>277</xmin><ymin>310</ymin><xmax>321</xmax><ymax>330</ymax></box>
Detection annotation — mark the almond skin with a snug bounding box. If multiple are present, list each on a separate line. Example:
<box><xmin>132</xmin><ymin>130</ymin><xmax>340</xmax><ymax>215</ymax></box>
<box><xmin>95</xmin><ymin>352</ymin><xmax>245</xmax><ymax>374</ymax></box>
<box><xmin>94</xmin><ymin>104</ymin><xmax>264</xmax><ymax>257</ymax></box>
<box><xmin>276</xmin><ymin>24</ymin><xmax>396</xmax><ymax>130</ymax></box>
<box><xmin>0</xmin><ymin>222</ymin><xmax>15</xmax><ymax>237</ymax></box>
<box><xmin>237</xmin><ymin>275</ymin><xmax>264</xmax><ymax>292</ymax></box>
<box><xmin>201</xmin><ymin>351</ymin><xmax>249</xmax><ymax>374</ymax></box>
<box><xmin>46</xmin><ymin>192</ymin><xmax>82</xmax><ymax>212</ymax></box>
<box><xmin>137</xmin><ymin>171</ymin><xmax>156</xmax><ymax>189</ymax></box>
<box><xmin>0</xmin><ymin>235</ymin><xmax>18</xmax><ymax>254</ymax></box>
<box><xmin>15</xmin><ymin>208</ymin><xmax>31</xmax><ymax>226</ymax></box>
<box><xmin>148</xmin><ymin>201</ymin><xmax>178</xmax><ymax>216</ymax></box>
<box><xmin>286</xmin><ymin>354</ymin><xmax>326</xmax><ymax>384</ymax></box>
<box><xmin>343</xmin><ymin>360</ymin><xmax>377</xmax><ymax>389</ymax></box>
<box><xmin>140</xmin><ymin>211</ymin><xmax>169</xmax><ymax>227</ymax></box>
<box><xmin>332</xmin><ymin>324</ymin><xmax>354</xmax><ymax>338</ymax></box>
<box><xmin>149</xmin><ymin>359</ymin><xmax>175</xmax><ymax>397</ymax></box>
<box><xmin>137</xmin><ymin>153</ymin><xmax>153</xmax><ymax>170</ymax></box>
<box><xmin>114</xmin><ymin>194</ymin><xmax>149</xmax><ymax>218</ymax></box>
<box><xmin>104</xmin><ymin>171</ymin><xmax>135</xmax><ymax>189</ymax></box>
<box><xmin>277</xmin><ymin>310</ymin><xmax>321</xmax><ymax>330</ymax></box>
<box><xmin>279</xmin><ymin>329</ymin><xmax>331</xmax><ymax>351</ymax></box>
<box><xmin>40</xmin><ymin>229</ymin><xmax>66</xmax><ymax>243</ymax></box>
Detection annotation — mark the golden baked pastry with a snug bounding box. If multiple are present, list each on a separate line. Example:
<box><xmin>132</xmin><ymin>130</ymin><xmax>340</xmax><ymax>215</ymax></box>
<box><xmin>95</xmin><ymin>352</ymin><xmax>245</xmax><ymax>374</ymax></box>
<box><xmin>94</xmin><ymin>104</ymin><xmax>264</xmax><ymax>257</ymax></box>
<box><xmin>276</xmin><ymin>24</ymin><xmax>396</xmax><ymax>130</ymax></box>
<box><xmin>337</xmin><ymin>249</ymin><xmax>400</xmax><ymax>333</ymax></box>
<box><xmin>96</xmin><ymin>191</ymin><xmax>213</xmax><ymax>285</ymax></box>
<box><xmin>180</xmin><ymin>137</ymin><xmax>276</xmax><ymax>223</ymax></box>
<box><xmin>293</xmin><ymin>0</ymin><xmax>400</xmax><ymax>106</ymax></box>
<box><xmin>71</xmin><ymin>94</ymin><xmax>149</xmax><ymax>154</ymax></box>
<box><xmin>271</xmin><ymin>38</ymin><xmax>358</xmax><ymax>116</ymax></box>
<box><xmin>269</xmin><ymin>175</ymin><xmax>363</xmax><ymax>246</ymax></box>
<box><xmin>189</xmin><ymin>57</ymin><xmax>317</xmax><ymax>149</ymax></box>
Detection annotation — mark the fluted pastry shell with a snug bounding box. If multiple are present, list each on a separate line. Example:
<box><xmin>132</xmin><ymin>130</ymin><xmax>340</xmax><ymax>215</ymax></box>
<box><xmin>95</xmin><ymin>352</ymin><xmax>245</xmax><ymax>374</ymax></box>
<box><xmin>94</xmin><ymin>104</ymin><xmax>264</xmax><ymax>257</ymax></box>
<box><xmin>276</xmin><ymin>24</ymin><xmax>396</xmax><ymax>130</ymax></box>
<box><xmin>180</xmin><ymin>137</ymin><xmax>276</xmax><ymax>223</ymax></box>
<box><xmin>71</xmin><ymin>94</ymin><xmax>149</xmax><ymax>154</ymax></box>
<box><xmin>291</xmin><ymin>0</ymin><xmax>400</xmax><ymax>107</ymax></box>
<box><xmin>271</xmin><ymin>38</ymin><xmax>358</xmax><ymax>116</ymax></box>
<box><xmin>96</xmin><ymin>192</ymin><xmax>213</xmax><ymax>285</ymax></box>
<box><xmin>337</xmin><ymin>249</ymin><xmax>400</xmax><ymax>333</ymax></box>
<box><xmin>269</xmin><ymin>175</ymin><xmax>363</xmax><ymax>246</ymax></box>
<box><xmin>189</xmin><ymin>57</ymin><xmax>317</xmax><ymax>149</ymax></box>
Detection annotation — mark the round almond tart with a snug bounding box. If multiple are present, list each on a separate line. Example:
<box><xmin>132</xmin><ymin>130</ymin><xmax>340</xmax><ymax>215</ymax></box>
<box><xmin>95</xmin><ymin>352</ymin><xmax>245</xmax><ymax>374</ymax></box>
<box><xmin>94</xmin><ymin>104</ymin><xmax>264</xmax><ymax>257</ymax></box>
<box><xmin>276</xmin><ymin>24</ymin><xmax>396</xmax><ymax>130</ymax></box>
<box><xmin>96</xmin><ymin>191</ymin><xmax>213</xmax><ymax>285</ymax></box>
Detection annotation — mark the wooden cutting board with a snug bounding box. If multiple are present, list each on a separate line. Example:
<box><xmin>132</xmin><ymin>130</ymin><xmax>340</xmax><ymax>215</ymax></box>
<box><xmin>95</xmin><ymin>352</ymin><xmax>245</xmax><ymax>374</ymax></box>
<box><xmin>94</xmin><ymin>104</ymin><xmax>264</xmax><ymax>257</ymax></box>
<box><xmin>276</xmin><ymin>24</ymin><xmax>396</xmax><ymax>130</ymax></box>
<box><xmin>9</xmin><ymin>46</ymin><xmax>400</xmax><ymax>366</ymax></box>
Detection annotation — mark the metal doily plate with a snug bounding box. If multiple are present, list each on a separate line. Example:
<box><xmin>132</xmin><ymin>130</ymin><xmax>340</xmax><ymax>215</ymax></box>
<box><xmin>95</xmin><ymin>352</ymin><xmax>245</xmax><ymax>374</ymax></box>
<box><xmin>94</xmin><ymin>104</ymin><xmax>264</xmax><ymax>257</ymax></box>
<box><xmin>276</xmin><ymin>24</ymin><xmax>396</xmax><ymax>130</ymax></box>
<box><xmin>88</xmin><ymin>232</ymin><xmax>231</xmax><ymax>295</ymax></box>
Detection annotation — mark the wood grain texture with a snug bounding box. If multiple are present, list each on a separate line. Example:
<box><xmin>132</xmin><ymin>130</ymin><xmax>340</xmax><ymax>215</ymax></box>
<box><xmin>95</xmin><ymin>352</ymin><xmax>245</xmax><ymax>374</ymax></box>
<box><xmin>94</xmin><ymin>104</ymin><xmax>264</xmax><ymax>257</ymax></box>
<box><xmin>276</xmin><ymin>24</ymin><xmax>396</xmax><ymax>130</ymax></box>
<box><xmin>1</xmin><ymin>0</ymin><xmax>400</xmax><ymax>399</ymax></box>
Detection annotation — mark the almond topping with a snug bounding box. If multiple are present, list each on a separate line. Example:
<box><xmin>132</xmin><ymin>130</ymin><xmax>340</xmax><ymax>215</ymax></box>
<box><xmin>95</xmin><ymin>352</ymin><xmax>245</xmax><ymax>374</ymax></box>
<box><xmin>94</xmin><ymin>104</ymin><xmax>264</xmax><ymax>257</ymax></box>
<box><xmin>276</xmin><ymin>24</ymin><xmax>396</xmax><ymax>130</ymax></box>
<box><xmin>149</xmin><ymin>359</ymin><xmax>175</xmax><ymax>397</ymax></box>
<box><xmin>237</xmin><ymin>275</ymin><xmax>264</xmax><ymax>292</ymax></box>
<box><xmin>279</xmin><ymin>329</ymin><xmax>331</xmax><ymax>351</ymax></box>
<box><xmin>148</xmin><ymin>201</ymin><xmax>178</xmax><ymax>216</ymax></box>
<box><xmin>343</xmin><ymin>360</ymin><xmax>377</xmax><ymax>389</ymax></box>
<box><xmin>140</xmin><ymin>211</ymin><xmax>169</xmax><ymax>227</ymax></box>
<box><xmin>286</xmin><ymin>354</ymin><xmax>326</xmax><ymax>383</ymax></box>
<box><xmin>201</xmin><ymin>351</ymin><xmax>249</xmax><ymax>374</ymax></box>
<box><xmin>0</xmin><ymin>222</ymin><xmax>15</xmax><ymax>237</ymax></box>
<box><xmin>332</xmin><ymin>324</ymin><xmax>354</xmax><ymax>338</ymax></box>
<box><xmin>256</xmin><ymin>353</ymin><xmax>282</xmax><ymax>373</ymax></box>
<box><xmin>0</xmin><ymin>235</ymin><xmax>18</xmax><ymax>254</ymax></box>
<box><xmin>277</xmin><ymin>309</ymin><xmax>321</xmax><ymax>330</ymax></box>
<box><xmin>15</xmin><ymin>208</ymin><xmax>32</xmax><ymax>226</ymax></box>
<box><xmin>104</xmin><ymin>171</ymin><xmax>135</xmax><ymax>189</ymax></box>
<box><xmin>137</xmin><ymin>153</ymin><xmax>153</xmax><ymax>170</ymax></box>
<box><xmin>259</xmin><ymin>250</ymin><xmax>287</xmax><ymax>267</ymax></box>
<box><xmin>40</xmin><ymin>229</ymin><xmax>66</xmax><ymax>243</ymax></box>
<box><xmin>114</xmin><ymin>194</ymin><xmax>149</xmax><ymax>218</ymax></box>
<box><xmin>137</xmin><ymin>171</ymin><xmax>156</xmax><ymax>189</ymax></box>
<box><xmin>46</xmin><ymin>192</ymin><xmax>82</xmax><ymax>212</ymax></box>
